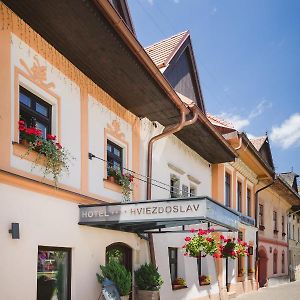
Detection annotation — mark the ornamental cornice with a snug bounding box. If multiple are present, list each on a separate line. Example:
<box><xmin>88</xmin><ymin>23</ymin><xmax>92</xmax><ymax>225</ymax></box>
<box><xmin>230</xmin><ymin>158</ymin><xmax>258</xmax><ymax>184</ymax></box>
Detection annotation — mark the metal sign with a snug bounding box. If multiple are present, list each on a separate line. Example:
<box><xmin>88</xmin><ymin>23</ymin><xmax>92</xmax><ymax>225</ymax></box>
<box><xmin>79</xmin><ymin>197</ymin><xmax>240</xmax><ymax>231</ymax></box>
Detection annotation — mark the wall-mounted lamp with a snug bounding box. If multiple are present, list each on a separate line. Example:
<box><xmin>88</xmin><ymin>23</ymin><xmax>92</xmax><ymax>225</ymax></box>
<box><xmin>9</xmin><ymin>223</ymin><xmax>20</xmax><ymax>239</ymax></box>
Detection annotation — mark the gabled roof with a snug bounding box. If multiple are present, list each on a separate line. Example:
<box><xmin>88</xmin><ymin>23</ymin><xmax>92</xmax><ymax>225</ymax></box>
<box><xmin>145</xmin><ymin>31</ymin><xmax>205</xmax><ymax>112</ymax></box>
<box><xmin>279</xmin><ymin>172</ymin><xmax>299</xmax><ymax>193</ymax></box>
<box><xmin>207</xmin><ymin>114</ymin><xmax>235</xmax><ymax>130</ymax></box>
<box><xmin>250</xmin><ymin>135</ymin><xmax>274</xmax><ymax>170</ymax></box>
<box><xmin>145</xmin><ymin>31</ymin><xmax>189</xmax><ymax>69</ymax></box>
<box><xmin>250</xmin><ymin>136</ymin><xmax>267</xmax><ymax>151</ymax></box>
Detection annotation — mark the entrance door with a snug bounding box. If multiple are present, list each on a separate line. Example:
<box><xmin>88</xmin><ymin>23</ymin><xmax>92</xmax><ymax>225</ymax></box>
<box><xmin>258</xmin><ymin>248</ymin><xmax>268</xmax><ymax>287</ymax></box>
<box><xmin>106</xmin><ymin>242</ymin><xmax>132</xmax><ymax>272</ymax></box>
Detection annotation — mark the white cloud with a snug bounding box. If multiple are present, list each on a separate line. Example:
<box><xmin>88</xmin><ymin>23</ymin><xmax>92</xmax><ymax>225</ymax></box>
<box><xmin>270</xmin><ymin>113</ymin><xmax>300</xmax><ymax>149</ymax></box>
<box><xmin>217</xmin><ymin>99</ymin><xmax>272</xmax><ymax>131</ymax></box>
<box><xmin>211</xmin><ymin>7</ymin><xmax>217</xmax><ymax>15</ymax></box>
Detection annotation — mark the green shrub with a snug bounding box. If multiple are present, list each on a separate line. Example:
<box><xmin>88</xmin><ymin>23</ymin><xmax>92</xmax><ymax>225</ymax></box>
<box><xmin>134</xmin><ymin>263</ymin><xmax>163</xmax><ymax>291</ymax></box>
<box><xmin>96</xmin><ymin>260</ymin><xmax>132</xmax><ymax>296</ymax></box>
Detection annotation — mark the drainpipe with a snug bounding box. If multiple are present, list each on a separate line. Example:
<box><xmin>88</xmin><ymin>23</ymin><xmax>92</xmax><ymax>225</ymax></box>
<box><xmin>146</xmin><ymin>105</ymin><xmax>198</xmax><ymax>200</ymax></box>
<box><xmin>146</xmin><ymin>105</ymin><xmax>198</xmax><ymax>265</ymax></box>
<box><xmin>254</xmin><ymin>179</ymin><xmax>274</xmax><ymax>287</ymax></box>
<box><xmin>234</xmin><ymin>134</ymin><xmax>242</xmax><ymax>151</ymax></box>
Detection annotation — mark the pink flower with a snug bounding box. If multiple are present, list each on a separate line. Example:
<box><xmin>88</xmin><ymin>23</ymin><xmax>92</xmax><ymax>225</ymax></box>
<box><xmin>190</xmin><ymin>228</ymin><xmax>195</xmax><ymax>233</ymax></box>
<box><xmin>56</xmin><ymin>142</ymin><xmax>62</xmax><ymax>149</ymax></box>
<box><xmin>184</xmin><ymin>252</ymin><xmax>188</xmax><ymax>256</ymax></box>
<box><xmin>220</xmin><ymin>235</ymin><xmax>225</xmax><ymax>240</ymax></box>
<box><xmin>182</xmin><ymin>244</ymin><xmax>186</xmax><ymax>248</ymax></box>
<box><xmin>46</xmin><ymin>134</ymin><xmax>56</xmax><ymax>141</ymax></box>
<box><xmin>185</xmin><ymin>237</ymin><xmax>191</xmax><ymax>242</ymax></box>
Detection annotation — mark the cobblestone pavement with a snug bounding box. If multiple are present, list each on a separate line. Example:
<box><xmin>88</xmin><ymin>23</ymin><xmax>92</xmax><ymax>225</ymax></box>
<box><xmin>236</xmin><ymin>281</ymin><xmax>300</xmax><ymax>300</ymax></box>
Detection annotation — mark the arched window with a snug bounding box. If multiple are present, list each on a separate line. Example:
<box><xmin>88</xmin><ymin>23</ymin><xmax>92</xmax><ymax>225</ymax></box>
<box><xmin>273</xmin><ymin>250</ymin><xmax>278</xmax><ymax>274</ymax></box>
<box><xmin>281</xmin><ymin>251</ymin><xmax>285</xmax><ymax>273</ymax></box>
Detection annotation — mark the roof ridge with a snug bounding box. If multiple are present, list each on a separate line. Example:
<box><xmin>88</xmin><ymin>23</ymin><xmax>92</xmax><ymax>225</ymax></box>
<box><xmin>144</xmin><ymin>30</ymin><xmax>189</xmax><ymax>49</ymax></box>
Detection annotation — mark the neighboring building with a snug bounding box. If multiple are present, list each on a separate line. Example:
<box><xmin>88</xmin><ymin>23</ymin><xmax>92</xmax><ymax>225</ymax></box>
<box><xmin>250</xmin><ymin>137</ymin><xmax>300</xmax><ymax>287</ymax></box>
<box><xmin>280</xmin><ymin>172</ymin><xmax>300</xmax><ymax>281</ymax></box>
<box><xmin>208</xmin><ymin>118</ymin><xmax>274</xmax><ymax>297</ymax></box>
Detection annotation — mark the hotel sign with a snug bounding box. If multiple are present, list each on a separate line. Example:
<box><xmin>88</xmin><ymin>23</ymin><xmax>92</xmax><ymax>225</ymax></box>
<box><xmin>79</xmin><ymin>197</ymin><xmax>239</xmax><ymax>231</ymax></box>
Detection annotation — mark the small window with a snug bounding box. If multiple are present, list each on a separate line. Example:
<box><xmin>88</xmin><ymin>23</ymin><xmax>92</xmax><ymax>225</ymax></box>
<box><xmin>247</xmin><ymin>188</ymin><xmax>251</xmax><ymax>216</ymax></box>
<box><xmin>190</xmin><ymin>185</ymin><xmax>196</xmax><ymax>197</ymax></box>
<box><xmin>281</xmin><ymin>252</ymin><xmax>285</xmax><ymax>273</ymax></box>
<box><xmin>168</xmin><ymin>248</ymin><xmax>178</xmax><ymax>283</ymax></box>
<box><xmin>19</xmin><ymin>86</ymin><xmax>52</xmax><ymax>139</ymax></box>
<box><xmin>293</xmin><ymin>224</ymin><xmax>295</xmax><ymax>240</ymax></box>
<box><xmin>225</xmin><ymin>172</ymin><xmax>231</xmax><ymax>207</ymax></box>
<box><xmin>182</xmin><ymin>184</ymin><xmax>189</xmax><ymax>197</ymax></box>
<box><xmin>37</xmin><ymin>246</ymin><xmax>71</xmax><ymax>300</ymax></box>
<box><xmin>170</xmin><ymin>175</ymin><xmax>180</xmax><ymax>198</ymax></box>
<box><xmin>273</xmin><ymin>211</ymin><xmax>278</xmax><ymax>231</ymax></box>
<box><xmin>107</xmin><ymin>140</ymin><xmax>123</xmax><ymax>173</ymax></box>
<box><xmin>273</xmin><ymin>251</ymin><xmax>278</xmax><ymax>274</ymax></box>
<box><xmin>282</xmin><ymin>216</ymin><xmax>285</xmax><ymax>235</ymax></box>
<box><xmin>237</xmin><ymin>181</ymin><xmax>242</xmax><ymax>213</ymax></box>
<box><xmin>259</xmin><ymin>204</ymin><xmax>264</xmax><ymax>227</ymax></box>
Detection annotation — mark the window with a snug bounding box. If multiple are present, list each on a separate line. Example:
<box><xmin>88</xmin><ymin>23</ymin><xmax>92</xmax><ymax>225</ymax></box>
<box><xmin>273</xmin><ymin>211</ymin><xmax>278</xmax><ymax>232</ymax></box>
<box><xmin>247</xmin><ymin>188</ymin><xmax>251</xmax><ymax>216</ymax></box>
<box><xmin>293</xmin><ymin>224</ymin><xmax>295</xmax><ymax>240</ymax></box>
<box><xmin>37</xmin><ymin>246</ymin><xmax>71</xmax><ymax>300</ymax></box>
<box><xmin>237</xmin><ymin>181</ymin><xmax>242</xmax><ymax>213</ymax></box>
<box><xmin>282</xmin><ymin>216</ymin><xmax>285</xmax><ymax>235</ymax></box>
<box><xmin>107</xmin><ymin>140</ymin><xmax>123</xmax><ymax>172</ymax></box>
<box><xmin>281</xmin><ymin>252</ymin><xmax>285</xmax><ymax>273</ymax></box>
<box><xmin>182</xmin><ymin>184</ymin><xmax>189</xmax><ymax>197</ymax></box>
<box><xmin>298</xmin><ymin>227</ymin><xmax>300</xmax><ymax>242</ymax></box>
<box><xmin>190</xmin><ymin>185</ymin><xmax>196</xmax><ymax>197</ymax></box>
<box><xmin>273</xmin><ymin>251</ymin><xmax>278</xmax><ymax>274</ymax></box>
<box><xmin>225</xmin><ymin>172</ymin><xmax>231</xmax><ymax>207</ymax></box>
<box><xmin>238</xmin><ymin>232</ymin><xmax>244</xmax><ymax>276</ymax></box>
<box><xmin>168</xmin><ymin>248</ymin><xmax>178</xmax><ymax>283</ymax></box>
<box><xmin>259</xmin><ymin>204</ymin><xmax>264</xmax><ymax>228</ymax></box>
<box><xmin>197</xmin><ymin>257</ymin><xmax>202</xmax><ymax>283</ymax></box>
<box><xmin>170</xmin><ymin>175</ymin><xmax>180</xmax><ymax>198</ymax></box>
<box><xmin>19</xmin><ymin>86</ymin><xmax>52</xmax><ymax>139</ymax></box>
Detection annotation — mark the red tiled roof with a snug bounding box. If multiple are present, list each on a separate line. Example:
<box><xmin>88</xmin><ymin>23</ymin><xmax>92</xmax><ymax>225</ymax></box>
<box><xmin>145</xmin><ymin>31</ymin><xmax>189</xmax><ymax>69</ymax></box>
<box><xmin>206</xmin><ymin>114</ymin><xmax>235</xmax><ymax>129</ymax></box>
<box><xmin>249</xmin><ymin>136</ymin><xmax>267</xmax><ymax>151</ymax></box>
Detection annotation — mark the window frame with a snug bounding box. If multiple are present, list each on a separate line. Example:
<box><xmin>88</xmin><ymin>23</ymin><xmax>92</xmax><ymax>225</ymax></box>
<box><xmin>106</xmin><ymin>139</ymin><xmax>123</xmax><ymax>173</ymax></box>
<box><xmin>168</xmin><ymin>247</ymin><xmax>178</xmax><ymax>284</ymax></box>
<box><xmin>273</xmin><ymin>211</ymin><xmax>278</xmax><ymax>233</ymax></box>
<box><xmin>170</xmin><ymin>175</ymin><xmax>180</xmax><ymax>198</ymax></box>
<box><xmin>281</xmin><ymin>251</ymin><xmax>285</xmax><ymax>274</ymax></box>
<box><xmin>37</xmin><ymin>245</ymin><xmax>72</xmax><ymax>300</ymax></box>
<box><xmin>237</xmin><ymin>180</ymin><xmax>242</xmax><ymax>213</ymax></box>
<box><xmin>225</xmin><ymin>172</ymin><xmax>231</xmax><ymax>207</ymax></box>
<box><xmin>19</xmin><ymin>86</ymin><xmax>52</xmax><ymax>138</ymax></box>
<box><xmin>259</xmin><ymin>204</ymin><xmax>264</xmax><ymax>227</ymax></box>
<box><xmin>246</xmin><ymin>187</ymin><xmax>251</xmax><ymax>217</ymax></box>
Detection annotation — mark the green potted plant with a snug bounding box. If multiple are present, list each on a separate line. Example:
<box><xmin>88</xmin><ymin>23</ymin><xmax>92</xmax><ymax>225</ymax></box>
<box><xmin>97</xmin><ymin>260</ymin><xmax>132</xmax><ymax>300</ymax></box>
<box><xmin>135</xmin><ymin>263</ymin><xmax>163</xmax><ymax>300</ymax></box>
<box><xmin>199</xmin><ymin>275</ymin><xmax>211</xmax><ymax>286</ymax></box>
<box><xmin>172</xmin><ymin>277</ymin><xmax>187</xmax><ymax>290</ymax></box>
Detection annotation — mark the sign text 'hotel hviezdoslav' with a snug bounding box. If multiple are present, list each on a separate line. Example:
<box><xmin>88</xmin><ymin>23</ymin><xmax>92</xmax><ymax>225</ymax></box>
<box><xmin>79</xmin><ymin>198</ymin><xmax>239</xmax><ymax>230</ymax></box>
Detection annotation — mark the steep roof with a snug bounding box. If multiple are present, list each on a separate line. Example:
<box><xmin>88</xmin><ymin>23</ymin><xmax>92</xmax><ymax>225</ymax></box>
<box><xmin>279</xmin><ymin>172</ymin><xmax>299</xmax><ymax>193</ymax></box>
<box><xmin>207</xmin><ymin>114</ymin><xmax>235</xmax><ymax>130</ymax></box>
<box><xmin>145</xmin><ymin>31</ymin><xmax>189</xmax><ymax>69</ymax></box>
<box><xmin>249</xmin><ymin>136</ymin><xmax>267</xmax><ymax>151</ymax></box>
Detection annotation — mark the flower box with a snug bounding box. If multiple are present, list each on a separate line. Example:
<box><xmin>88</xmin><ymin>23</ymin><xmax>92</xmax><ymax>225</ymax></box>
<box><xmin>199</xmin><ymin>275</ymin><xmax>211</xmax><ymax>286</ymax></box>
<box><xmin>172</xmin><ymin>278</ymin><xmax>187</xmax><ymax>290</ymax></box>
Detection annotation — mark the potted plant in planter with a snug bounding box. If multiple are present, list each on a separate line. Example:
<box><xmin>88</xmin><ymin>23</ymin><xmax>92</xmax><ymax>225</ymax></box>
<box><xmin>172</xmin><ymin>277</ymin><xmax>187</xmax><ymax>290</ymax></box>
<box><xmin>18</xmin><ymin>120</ymin><xmax>72</xmax><ymax>186</ymax></box>
<box><xmin>135</xmin><ymin>263</ymin><xmax>163</xmax><ymax>300</ymax></box>
<box><xmin>96</xmin><ymin>260</ymin><xmax>132</xmax><ymax>300</ymax></box>
<box><xmin>199</xmin><ymin>275</ymin><xmax>211</xmax><ymax>286</ymax></box>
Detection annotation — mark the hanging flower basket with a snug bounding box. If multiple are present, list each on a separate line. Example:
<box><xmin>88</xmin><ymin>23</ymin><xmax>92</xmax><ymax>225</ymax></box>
<box><xmin>182</xmin><ymin>228</ymin><xmax>218</xmax><ymax>257</ymax></box>
<box><xmin>18</xmin><ymin>119</ymin><xmax>73</xmax><ymax>186</ymax></box>
<box><xmin>182</xmin><ymin>229</ymin><xmax>250</xmax><ymax>259</ymax></box>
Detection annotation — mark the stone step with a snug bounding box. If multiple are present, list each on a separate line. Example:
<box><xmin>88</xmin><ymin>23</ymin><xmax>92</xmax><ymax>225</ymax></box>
<box><xmin>227</xmin><ymin>291</ymin><xmax>237</xmax><ymax>299</ymax></box>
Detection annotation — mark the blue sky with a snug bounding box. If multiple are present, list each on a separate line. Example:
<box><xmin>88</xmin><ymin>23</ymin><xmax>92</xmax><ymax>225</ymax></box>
<box><xmin>128</xmin><ymin>0</ymin><xmax>300</xmax><ymax>175</ymax></box>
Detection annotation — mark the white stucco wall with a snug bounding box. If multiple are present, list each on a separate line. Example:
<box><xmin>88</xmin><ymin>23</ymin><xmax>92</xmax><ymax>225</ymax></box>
<box><xmin>10</xmin><ymin>34</ymin><xmax>82</xmax><ymax>189</ymax></box>
<box><xmin>0</xmin><ymin>183</ymin><xmax>150</xmax><ymax>300</ymax></box>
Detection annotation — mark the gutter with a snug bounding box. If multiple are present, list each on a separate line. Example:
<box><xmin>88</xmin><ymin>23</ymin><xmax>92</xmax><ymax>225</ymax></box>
<box><xmin>146</xmin><ymin>105</ymin><xmax>198</xmax><ymax>200</ymax></box>
<box><xmin>254</xmin><ymin>180</ymin><xmax>275</xmax><ymax>288</ymax></box>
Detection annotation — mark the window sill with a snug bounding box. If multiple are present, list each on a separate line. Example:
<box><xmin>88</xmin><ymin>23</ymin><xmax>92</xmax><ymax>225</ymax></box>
<box><xmin>12</xmin><ymin>141</ymin><xmax>46</xmax><ymax>166</ymax></box>
<box><xmin>103</xmin><ymin>178</ymin><xmax>122</xmax><ymax>193</ymax></box>
<box><xmin>172</xmin><ymin>285</ymin><xmax>188</xmax><ymax>291</ymax></box>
